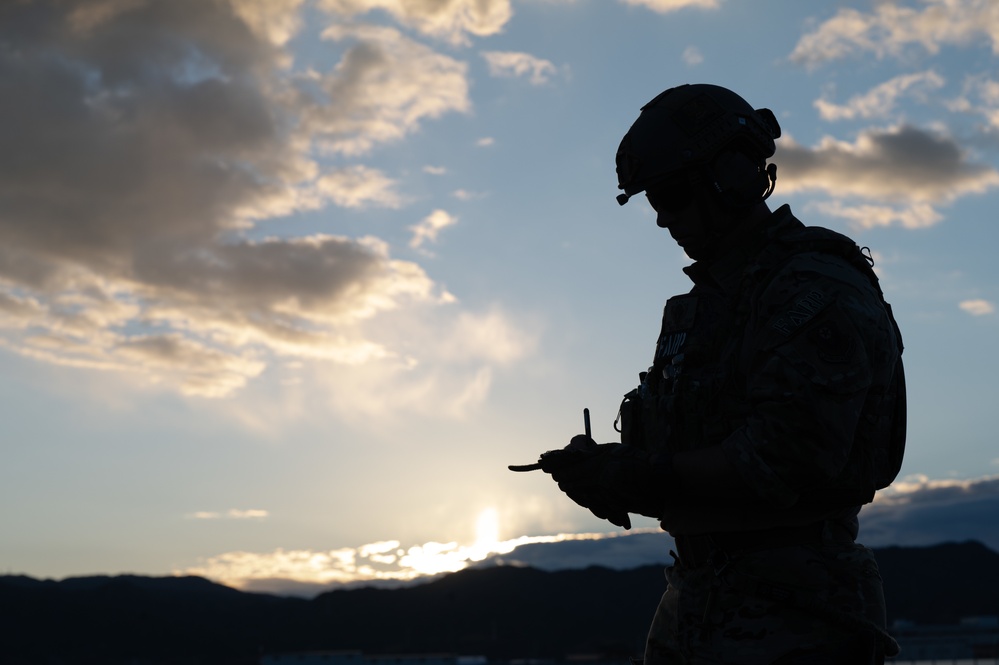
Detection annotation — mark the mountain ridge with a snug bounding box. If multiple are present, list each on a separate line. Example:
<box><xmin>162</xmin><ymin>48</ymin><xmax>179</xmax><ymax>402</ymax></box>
<box><xmin>2</xmin><ymin>540</ymin><xmax>998</xmax><ymax>663</ymax></box>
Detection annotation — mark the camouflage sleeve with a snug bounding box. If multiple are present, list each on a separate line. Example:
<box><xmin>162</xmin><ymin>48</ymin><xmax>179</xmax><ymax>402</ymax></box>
<box><xmin>720</xmin><ymin>252</ymin><xmax>891</xmax><ymax>508</ymax></box>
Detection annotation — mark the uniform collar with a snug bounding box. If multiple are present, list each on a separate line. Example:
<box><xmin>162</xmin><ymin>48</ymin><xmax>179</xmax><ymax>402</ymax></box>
<box><xmin>682</xmin><ymin>204</ymin><xmax>802</xmax><ymax>294</ymax></box>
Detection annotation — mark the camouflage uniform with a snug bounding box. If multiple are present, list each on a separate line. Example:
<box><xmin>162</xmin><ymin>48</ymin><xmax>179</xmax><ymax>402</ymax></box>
<box><xmin>628</xmin><ymin>205</ymin><xmax>904</xmax><ymax>664</ymax></box>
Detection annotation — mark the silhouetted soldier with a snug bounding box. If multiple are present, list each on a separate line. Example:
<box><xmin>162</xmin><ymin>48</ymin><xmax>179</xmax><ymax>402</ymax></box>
<box><xmin>517</xmin><ymin>84</ymin><xmax>906</xmax><ymax>664</ymax></box>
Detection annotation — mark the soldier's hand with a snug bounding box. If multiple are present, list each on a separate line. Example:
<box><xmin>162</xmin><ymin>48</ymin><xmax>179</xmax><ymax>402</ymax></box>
<box><xmin>542</xmin><ymin>436</ymin><xmax>632</xmax><ymax>529</ymax></box>
<box><xmin>546</xmin><ymin>438</ymin><xmax>674</xmax><ymax>528</ymax></box>
<box><xmin>535</xmin><ymin>434</ymin><xmax>598</xmax><ymax>472</ymax></box>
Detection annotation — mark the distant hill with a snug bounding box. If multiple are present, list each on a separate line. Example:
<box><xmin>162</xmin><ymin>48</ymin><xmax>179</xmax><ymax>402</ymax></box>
<box><xmin>876</xmin><ymin>540</ymin><xmax>999</xmax><ymax>624</ymax></box>
<box><xmin>2</xmin><ymin>541</ymin><xmax>998</xmax><ymax>664</ymax></box>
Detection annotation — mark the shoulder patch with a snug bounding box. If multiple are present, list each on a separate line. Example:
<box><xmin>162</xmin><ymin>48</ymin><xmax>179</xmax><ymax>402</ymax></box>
<box><xmin>773</xmin><ymin>303</ymin><xmax>871</xmax><ymax>393</ymax></box>
<box><xmin>664</xmin><ymin>294</ymin><xmax>698</xmax><ymax>332</ymax></box>
<box><xmin>771</xmin><ymin>289</ymin><xmax>827</xmax><ymax>337</ymax></box>
<box><xmin>656</xmin><ymin>295</ymin><xmax>697</xmax><ymax>362</ymax></box>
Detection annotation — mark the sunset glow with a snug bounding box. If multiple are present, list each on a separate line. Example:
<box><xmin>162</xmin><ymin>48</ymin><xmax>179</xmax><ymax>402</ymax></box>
<box><xmin>3</xmin><ymin>0</ymin><xmax>998</xmax><ymax>584</ymax></box>
<box><xmin>181</xmin><ymin>527</ymin><xmax>659</xmax><ymax>593</ymax></box>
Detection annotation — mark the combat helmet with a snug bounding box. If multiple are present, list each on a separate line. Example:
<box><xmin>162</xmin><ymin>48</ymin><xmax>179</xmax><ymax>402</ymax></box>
<box><xmin>615</xmin><ymin>84</ymin><xmax>781</xmax><ymax>208</ymax></box>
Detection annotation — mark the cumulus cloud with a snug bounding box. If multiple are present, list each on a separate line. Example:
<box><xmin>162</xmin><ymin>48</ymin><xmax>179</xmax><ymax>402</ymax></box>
<box><xmin>409</xmin><ymin>209</ymin><xmax>458</xmax><ymax>249</ymax></box>
<box><xmin>960</xmin><ymin>299</ymin><xmax>996</xmax><ymax>316</ymax></box>
<box><xmin>113</xmin><ymin>334</ymin><xmax>268</xmax><ymax>398</ymax></box>
<box><xmin>180</xmin><ymin>529</ymin><xmax>663</xmax><ymax>596</ymax></box>
<box><xmin>861</xmin><ymin>475</ymin><xmax>999</xmax><ymax>551</ymax></box>
<box><xmin>481</xmin><ymin>51</ymin><xmax>558</xmax><ymax>85</ymax></box>
<box><xmin>227</xmin><ymin>0</ymin><xmax>307</xmax><ymax>48</ymax></box>
<box><xmin>619</xmin><ymin>0</ymin><xmax>720</xmax><ymax>13</ymax></box>
<box><xmin>317</xmin><ymin>0</ymin><xmax>513</xmax><ymax>46</ymax></box>
<box><xmin>0</xmin><ymin>0</ymin><xmax>528</xmax><ymax>401</ymax></box>
<box><xmin>808</xmin><ymin>201</ymin><xmax>943</xmax><ymax>230</ymax></box>
<box><xmin>815</xmin><ymin>71</ymin><xmax>946</xmax><ymax>121</ymax></box>
<box><xmin>948</xmin><ymin>74</ymin><xmax>999</xmax><ymax>131</ymax></box>
<box><xmin>311</xmin><ymin>23</ymin><xmax>471</xmax><ymax>156</ymax></box>
<box><xmin>789</xmin><ymin>0</ymin><xmax>999</xmax><ymax>68</ymax></box>
<box><xmin>315</xmin><ymin>166</ymin><xmax>404</xmax><ymax>209</ymax></box>
<box><xmin>778</xmin><ymin>125</ymin><xmax>999</xmax><ymax>203</ymax></box>
<box><xmin>776</xmin><ymin>124</ymin><xmax>999</xmax><ymax>228</ymax></box>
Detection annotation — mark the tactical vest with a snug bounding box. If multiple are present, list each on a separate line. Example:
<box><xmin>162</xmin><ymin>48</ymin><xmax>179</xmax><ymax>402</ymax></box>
<box><xmin>616</xmin><ymin>223</ymin><xmax>906</xmax><ymax>509</ymax></box>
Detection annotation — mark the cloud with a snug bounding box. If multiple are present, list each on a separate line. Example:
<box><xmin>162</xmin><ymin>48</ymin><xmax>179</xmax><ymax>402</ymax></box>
<box><xmin>481</xmin><ymin>51</ymin><xmax>558</xmax><ymax>85</ymax></box>
<box><xmin>312</xmin><ymin>305</ymin><xmax>539</xmax><ymax>421</ymax></box>
<box><xmin>312</xmin><ymin>23</ymin><xmax>471</xmax><ymax>156</ymax></box>
<box><xmin>778</xmin><ymin>125</ymin><xmax>999</xmax><ymax>203</ymax></box>
<box><xmin>180</xmin><ymin>528</ymin><xmax>664</xmax><ymax>596</ymax></box>
<box><xmin>439</xmin><ymin>308</ymin><xmax>536</xmax><ymax>364</ymax></box>
<box><xmin>619</xmin><ymin>0</ymin><xmax>720</xmax><ymax>13</ymax></box>
<box><xmin>113</xmin><ymin>334</ymin><xmax>268</xmax><ymax>398</ymax></box>
<box><xmin>789</xmin><ymin>0</ymin><xmax>999</xmax><ymax>68</ymax></box>
<box><xmin>948</xmin><ymin>74</ymin><xmax>999</xmax><ymax>131</ymax></box>
<box><xmin>188</xmin><ymin>509</ymin><xmax>270</xmax><ymax>520</ymax></box>
<box><xmin>682</xmin><ymin>46</ymin><xmax>704</xmax><ymax>66</ymax></box>
<box><xmin>317</xmin><ymin>0</ymin><xmax>513</xmax><ymax>46</ymax></box>
<box><xmin>959</xmin><ymin>299</ymin><xmax>996</xmax><ymax>316</ymax></box>
<box><xmin>180</xmin><ymin>473</ymin><xmax>999</xmax><ymax>596</ymax></box>
<box><xmin>861</xmin><ymin>475</ymin><xmax>999</xmax><ymax>551</ymax></box>
<box><xmin>452</xmin><ymin>189</ymin><xmax>485</xmax><ymax>201</ymax></box>
<box><xmin>815</xmin><ymin>71</ymin><xmax>946</xmax><ymax>121</ymax></box>
<box><xmin>776</xmin><ymin>125</ymin><xmax>999</xmax><ymax>228</ymax></box>
<box><xmin>0</xmin><ymin>1</ymin><xmax>530</xmax><ymax>401</ymax></box>
<box><xmin>227</xmin><ymin>0</ymin><xmax>308</xmax><ymax>48</ymax></box>
<box><xmin>315</xmin><ymin>166</ymin><xmax>404</xmax><ymax>209</ymax></box>
<box><xmin>476</xmin><ymin>137</ymin><xmax>495</xmax><ymax>147</ymax></box>
<box><xmin>483</xmin><ymin>530</ymin><xmax>670</xmax><ymax>572</ymax></box>
<box><xmin>184</xmin><ymin>546</ymin><xmax>370</xmax><ymax>593</ymax></box>
<box><xmin>807</xmin><ymin>201</ymin><xmax>943</xmax><ymax>230</ymax></box>
<box><xmin>409</xmin><ymin>209</ymin><xmax>458</xmax><ymax>249</ymax></box>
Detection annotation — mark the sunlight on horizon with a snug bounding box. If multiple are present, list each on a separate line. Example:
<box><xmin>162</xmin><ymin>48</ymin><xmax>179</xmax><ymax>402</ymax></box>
<box><xmin>474</xmin><ymin>507</ymin><xmax>500</xmax><ymax>550</ymax></box>
<box><xmin>179</xmin><ymin>481</ymin><xmax>944</xmax><ymax>593</ymax></box>
<box><xmin>179</xmin><ymin>505</ymin><xmax>658</xmax><ymax>593</ymax></box>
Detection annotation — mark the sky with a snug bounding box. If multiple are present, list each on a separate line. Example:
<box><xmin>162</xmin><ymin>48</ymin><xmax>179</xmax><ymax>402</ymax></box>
<box><xmin>3</xmin><ymin>0</ymin><xmax>999</xmax><ymax>595</ymax></box>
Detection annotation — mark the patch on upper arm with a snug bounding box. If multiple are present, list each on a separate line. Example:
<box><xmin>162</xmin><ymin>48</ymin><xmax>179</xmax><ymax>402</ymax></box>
<box><xmin>807</xmin><ymin>312</ymin><xmax>856</xmax><ymax>364</ymax></box>
<box><xmin>770</xmin><ymin>289</ymin><xmax>828</xmax><ymax>337</ymax></box>
<box><xmin>771</xmin><ymin>302</ymin><xmax>872</xmax><ymax>393</ymax></box>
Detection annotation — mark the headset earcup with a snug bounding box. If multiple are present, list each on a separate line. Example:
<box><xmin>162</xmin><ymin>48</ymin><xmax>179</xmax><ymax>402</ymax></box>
<box><xmin>710</xmin><ymin>150</ymin><xmax>768</xmax><ymax>208</ymax></box>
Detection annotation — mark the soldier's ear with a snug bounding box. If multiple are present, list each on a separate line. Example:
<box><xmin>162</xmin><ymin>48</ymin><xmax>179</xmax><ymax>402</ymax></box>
<box><xmin>710</xmin><ymin>150</ymin><xmax>769</xmax><ymax>208</ymax></box>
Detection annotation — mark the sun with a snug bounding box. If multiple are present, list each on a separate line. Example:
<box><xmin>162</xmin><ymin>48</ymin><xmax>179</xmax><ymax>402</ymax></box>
<box><xmin>474</xmin><ymin>507</ymin><xmax>500</xmax><ymax>550</ymax></box>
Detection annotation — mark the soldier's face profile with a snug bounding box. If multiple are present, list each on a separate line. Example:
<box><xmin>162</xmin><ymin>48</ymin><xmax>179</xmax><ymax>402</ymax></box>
<box><xmin>646</xmin><ymin>184</ymin><xmax>714</xmax><ymax>259</ymax></box>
